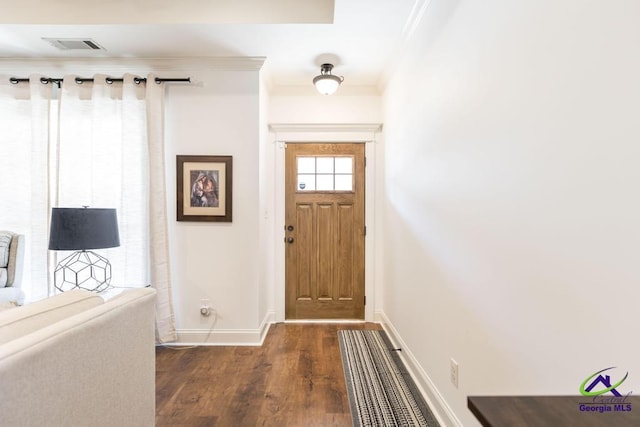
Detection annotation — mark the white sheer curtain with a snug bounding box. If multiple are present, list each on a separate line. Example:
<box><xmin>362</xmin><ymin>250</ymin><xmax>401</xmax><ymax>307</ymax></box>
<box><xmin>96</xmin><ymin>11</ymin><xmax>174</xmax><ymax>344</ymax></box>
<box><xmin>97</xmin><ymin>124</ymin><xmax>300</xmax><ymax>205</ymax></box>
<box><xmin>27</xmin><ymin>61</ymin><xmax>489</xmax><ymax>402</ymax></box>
<box><xmin>145</xmin><ymin>76</ymin><xmax>177</xmax><ymax>343</ymax></box>
<box><xmin>0</xmin><ymin>73</ymin><xmax>176</xmax><ymax>342</ymax></box>
<box><xmin>0</xmin><ymin>75</ymin><xmax>51</xmax><ymax>302</ymax></box>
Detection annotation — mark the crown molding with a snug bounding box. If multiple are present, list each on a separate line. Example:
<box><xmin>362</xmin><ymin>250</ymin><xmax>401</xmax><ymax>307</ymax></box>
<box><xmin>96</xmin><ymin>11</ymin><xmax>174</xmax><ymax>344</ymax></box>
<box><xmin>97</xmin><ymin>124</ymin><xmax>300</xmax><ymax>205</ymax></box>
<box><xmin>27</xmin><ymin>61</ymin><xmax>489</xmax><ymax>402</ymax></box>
<box><xmin>401</xmin><ymin>0</ymin><xmax>433</xmax><ymax>43</ymax></box>
<box><xmin>0</xmin><ymin>57</ymin><xmax>266</xmax><ymax>75</ymax></box>
<box><xmin>378</xmin><ymin>0</ymin><xmax>432</xmax><ymax>92</ymax></box>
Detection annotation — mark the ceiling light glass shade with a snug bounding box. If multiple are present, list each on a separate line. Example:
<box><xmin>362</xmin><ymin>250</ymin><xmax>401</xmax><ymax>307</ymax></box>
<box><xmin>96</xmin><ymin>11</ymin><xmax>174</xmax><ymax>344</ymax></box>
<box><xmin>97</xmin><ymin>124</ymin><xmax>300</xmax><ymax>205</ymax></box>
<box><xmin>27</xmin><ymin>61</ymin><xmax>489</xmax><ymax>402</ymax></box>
<box><xmin>313</xmin><ymin>63</ymin><xmax>344</xmax><ymax>95</ymax></box>
<box><xmin>313</xmin><ymin>75</ymin><xmax>341</xmax><ymax>95</ymax></box>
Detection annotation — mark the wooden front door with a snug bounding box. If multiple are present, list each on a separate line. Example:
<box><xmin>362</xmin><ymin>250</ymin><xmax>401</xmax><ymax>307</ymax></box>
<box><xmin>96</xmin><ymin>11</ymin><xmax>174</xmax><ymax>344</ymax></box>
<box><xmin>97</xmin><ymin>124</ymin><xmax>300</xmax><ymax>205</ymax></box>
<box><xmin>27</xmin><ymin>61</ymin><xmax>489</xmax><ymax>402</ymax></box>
<box><xmin>285</xmin><ymin>143</ymin><xmax>365</xmax><ymax>319</ymax></box>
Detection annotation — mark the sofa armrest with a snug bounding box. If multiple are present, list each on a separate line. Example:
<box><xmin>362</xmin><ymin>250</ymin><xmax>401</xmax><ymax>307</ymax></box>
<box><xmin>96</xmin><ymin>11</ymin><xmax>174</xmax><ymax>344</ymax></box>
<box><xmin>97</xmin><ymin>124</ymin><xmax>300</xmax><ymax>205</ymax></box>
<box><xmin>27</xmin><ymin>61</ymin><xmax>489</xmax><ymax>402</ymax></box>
<box><xmin>0</xmin><ymin>288</ymin><xmax>156</xmax><ymax>427</ymax></box>
<box><xmin>0</xmin><ymin>289</ymin><xmax>103</xmax><ymax>345</ymax></box>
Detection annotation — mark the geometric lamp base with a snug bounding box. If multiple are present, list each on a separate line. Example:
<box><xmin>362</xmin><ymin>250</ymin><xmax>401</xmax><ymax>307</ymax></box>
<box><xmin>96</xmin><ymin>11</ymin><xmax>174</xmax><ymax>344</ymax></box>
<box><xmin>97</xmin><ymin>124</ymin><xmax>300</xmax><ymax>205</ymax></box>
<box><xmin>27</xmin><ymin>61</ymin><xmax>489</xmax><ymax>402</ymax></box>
<box><xmin>54</xmin><ymin>250</ymin><xmax>112</xmax><ymax>293</ymax></box>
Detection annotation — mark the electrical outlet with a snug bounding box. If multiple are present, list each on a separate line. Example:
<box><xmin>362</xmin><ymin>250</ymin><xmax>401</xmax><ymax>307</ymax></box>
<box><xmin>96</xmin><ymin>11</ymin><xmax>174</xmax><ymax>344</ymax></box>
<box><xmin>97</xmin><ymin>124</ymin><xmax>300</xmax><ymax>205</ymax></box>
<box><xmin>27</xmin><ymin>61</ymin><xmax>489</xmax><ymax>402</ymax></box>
<box><xmin>200</xmin><ymin>299</ymin><xmax>211</xmax><ymax>317</ymax></box>
<box><xmin>450</xmin><ymin>358</ymin><xmax>459</xmax><ymax>388</ymax></box>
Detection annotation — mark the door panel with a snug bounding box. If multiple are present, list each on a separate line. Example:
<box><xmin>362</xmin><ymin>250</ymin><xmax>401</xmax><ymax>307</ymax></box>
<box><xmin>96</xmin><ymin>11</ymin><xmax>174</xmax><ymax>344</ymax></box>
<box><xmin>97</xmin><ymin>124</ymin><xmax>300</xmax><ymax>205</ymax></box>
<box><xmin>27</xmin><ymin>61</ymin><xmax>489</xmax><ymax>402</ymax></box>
<box><xmin>295</xmin><ymin>203</ymin><xmax>313</xmax><ymax>299</ymax></box>
<box><xmin>285</xmin><ymin>143</ymin><xmax>365</xmax><ymax>319</ymax></box>
<box><xmin>317</xmin><ymin>203</ymin><xmax>333</xmax><ymax>300</ymax></box>
<box><xmin>337</xmin><ymin>203</ymin><xmax>354</xmax><ymax>300</ymax></box>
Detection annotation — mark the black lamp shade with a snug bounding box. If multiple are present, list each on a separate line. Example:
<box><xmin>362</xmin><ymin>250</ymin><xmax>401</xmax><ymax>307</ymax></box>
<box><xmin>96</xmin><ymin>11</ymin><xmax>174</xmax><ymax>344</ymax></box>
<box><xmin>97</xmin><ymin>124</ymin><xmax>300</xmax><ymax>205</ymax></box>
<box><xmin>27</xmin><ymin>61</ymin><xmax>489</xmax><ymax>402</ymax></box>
<box><xmin>48</xmin><ymin>208</ymin><xmax>120</xmax><ymax>250</ymax></box>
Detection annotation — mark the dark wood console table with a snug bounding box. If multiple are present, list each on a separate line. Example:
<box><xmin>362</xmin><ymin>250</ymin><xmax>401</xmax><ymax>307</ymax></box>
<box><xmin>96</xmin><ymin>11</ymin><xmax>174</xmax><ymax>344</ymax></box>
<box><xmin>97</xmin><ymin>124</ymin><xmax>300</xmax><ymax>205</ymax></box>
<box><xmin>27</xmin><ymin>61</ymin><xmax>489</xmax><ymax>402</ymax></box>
<box><xmin>468</xmin><ymin>395</ymin><xmax>640</xmax><ymax>427</ymax></box>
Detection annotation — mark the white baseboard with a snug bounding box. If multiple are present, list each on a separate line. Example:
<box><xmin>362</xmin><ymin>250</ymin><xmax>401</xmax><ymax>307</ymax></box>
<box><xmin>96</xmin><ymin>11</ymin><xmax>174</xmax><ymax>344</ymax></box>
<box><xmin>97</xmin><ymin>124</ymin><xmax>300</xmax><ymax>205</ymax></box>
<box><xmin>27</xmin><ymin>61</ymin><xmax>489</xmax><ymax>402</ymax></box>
<box><xmin>173</xmin><ymin>311</ymin><xmax>275</xmax><ymax>346</ymax></box>
<box><xmin>374</xmin><ymin>310</ymin><xmax>462</xmax><ymax>427</ymax></box>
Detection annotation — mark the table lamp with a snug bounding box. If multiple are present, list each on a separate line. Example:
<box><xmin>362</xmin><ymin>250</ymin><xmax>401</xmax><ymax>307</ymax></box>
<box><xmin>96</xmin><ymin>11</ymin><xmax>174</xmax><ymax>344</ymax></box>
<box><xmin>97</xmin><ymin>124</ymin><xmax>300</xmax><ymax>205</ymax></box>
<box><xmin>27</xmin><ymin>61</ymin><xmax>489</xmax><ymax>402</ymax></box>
<box><xmin>48</xmin><ymin>207</ymin><xmax>120</xmax><ymax>292</ymax></box>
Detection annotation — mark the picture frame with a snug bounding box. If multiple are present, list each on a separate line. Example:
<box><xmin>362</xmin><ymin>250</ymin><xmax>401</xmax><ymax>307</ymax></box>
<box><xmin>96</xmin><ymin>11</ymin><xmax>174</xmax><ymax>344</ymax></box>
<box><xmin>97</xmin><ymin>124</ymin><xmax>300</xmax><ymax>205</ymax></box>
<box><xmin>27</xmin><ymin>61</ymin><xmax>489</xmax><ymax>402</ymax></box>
<box><xmin>177</xmin><ymin>155</ymin><xmax>233</xmax><ymax>222</ymax></box>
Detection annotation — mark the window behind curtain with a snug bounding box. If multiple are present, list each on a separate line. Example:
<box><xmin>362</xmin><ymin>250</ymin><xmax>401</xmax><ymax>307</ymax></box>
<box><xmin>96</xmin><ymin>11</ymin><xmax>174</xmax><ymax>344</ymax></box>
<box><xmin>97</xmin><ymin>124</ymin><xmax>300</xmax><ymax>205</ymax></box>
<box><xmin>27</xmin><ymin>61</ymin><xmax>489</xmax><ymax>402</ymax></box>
<box><xmin>0</xmin><ymin>79</ymin><xmax>150</xmax><ymax>301</ymax></box>
<box><xmin>0</xmin><ymin>97</ymin><xmax>47</xmax><ymax>300</ymax></box>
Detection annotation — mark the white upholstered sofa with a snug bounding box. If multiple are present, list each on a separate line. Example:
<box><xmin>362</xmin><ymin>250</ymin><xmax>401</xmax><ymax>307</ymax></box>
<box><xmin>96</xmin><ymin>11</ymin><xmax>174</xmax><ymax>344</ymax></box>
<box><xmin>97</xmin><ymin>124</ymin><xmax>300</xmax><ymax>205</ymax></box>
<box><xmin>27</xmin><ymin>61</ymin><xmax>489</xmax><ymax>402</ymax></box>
<box><xmin>0</xmin><ymin>287</ymin><xmax>156</xmax><ymax>427</ymax></box>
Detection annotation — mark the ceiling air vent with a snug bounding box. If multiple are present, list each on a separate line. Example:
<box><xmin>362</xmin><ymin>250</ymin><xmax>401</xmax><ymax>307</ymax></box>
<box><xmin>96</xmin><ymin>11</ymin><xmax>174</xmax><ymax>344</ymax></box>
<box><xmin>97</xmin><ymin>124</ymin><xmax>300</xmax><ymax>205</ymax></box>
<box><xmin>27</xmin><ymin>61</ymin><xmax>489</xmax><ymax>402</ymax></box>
<box><xmin>42</xmin><ymin>38</ymin><xmax>105</xmax><ymax>51</ymax></box>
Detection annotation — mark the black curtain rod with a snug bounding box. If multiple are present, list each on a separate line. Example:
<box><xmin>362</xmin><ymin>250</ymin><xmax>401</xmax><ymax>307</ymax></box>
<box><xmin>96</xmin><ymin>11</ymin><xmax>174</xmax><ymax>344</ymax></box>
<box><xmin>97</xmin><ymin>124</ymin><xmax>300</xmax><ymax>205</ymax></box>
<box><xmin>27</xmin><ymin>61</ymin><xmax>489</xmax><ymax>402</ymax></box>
<box><xmin>9</xmin><ymin>76</ymin><xmax>191</xmax><ymax>87</ymax></box>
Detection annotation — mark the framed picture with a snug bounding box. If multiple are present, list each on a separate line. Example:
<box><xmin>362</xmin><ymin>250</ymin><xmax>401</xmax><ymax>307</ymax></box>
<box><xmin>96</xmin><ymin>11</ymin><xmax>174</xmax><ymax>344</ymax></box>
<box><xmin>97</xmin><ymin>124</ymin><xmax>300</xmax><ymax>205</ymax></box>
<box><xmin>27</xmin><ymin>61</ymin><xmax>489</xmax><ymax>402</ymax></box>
<box><xmin>177</xmin><ymin>155</ymin><xmax>232</xmax><ymax>222</ymax></box>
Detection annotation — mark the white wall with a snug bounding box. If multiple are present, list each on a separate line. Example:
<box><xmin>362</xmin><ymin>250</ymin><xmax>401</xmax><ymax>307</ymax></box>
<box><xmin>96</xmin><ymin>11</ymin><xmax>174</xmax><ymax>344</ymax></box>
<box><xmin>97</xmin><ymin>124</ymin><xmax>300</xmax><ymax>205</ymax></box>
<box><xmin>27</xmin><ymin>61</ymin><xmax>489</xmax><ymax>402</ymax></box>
<box><xmin>269</xmin><ymin>87</ymin><xmax>382</xmax><ymax>124</ymax></box>
<box><xmin>165</xmin><ymin>66</ymin><xmax>264</xmax><ymax>342</ymax></box>
<box><xmin>382</xmin><ymin>1</ymin><xmax>640</xmax><ymax>425</ymax></box>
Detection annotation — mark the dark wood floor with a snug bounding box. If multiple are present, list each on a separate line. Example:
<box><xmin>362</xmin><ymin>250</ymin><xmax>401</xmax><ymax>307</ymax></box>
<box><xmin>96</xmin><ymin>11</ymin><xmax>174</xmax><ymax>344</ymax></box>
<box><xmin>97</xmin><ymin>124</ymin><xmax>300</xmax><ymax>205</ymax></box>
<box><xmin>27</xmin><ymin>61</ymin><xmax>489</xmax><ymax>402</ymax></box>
<box><xmin>156</xmin><ymin>322</ymin><xmax>382</xmax><ymax>426</ymax></box>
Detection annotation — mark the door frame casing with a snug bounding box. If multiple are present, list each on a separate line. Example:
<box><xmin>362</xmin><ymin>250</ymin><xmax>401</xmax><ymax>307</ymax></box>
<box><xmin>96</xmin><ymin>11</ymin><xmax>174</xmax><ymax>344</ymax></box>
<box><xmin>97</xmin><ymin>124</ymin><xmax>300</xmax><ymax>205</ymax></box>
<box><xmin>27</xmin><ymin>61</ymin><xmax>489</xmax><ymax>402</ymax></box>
<box><xmin>269</xmin><ymin>123</ymin><xmax>381</xmax><ymax>322</ymax></box>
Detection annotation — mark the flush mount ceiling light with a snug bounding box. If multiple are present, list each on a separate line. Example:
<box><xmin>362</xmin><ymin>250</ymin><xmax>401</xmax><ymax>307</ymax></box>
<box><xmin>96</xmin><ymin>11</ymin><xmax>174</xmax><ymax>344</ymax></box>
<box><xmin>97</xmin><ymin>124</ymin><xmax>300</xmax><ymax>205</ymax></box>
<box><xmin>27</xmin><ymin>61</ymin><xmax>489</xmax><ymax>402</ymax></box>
<box><xmin>313</xmin><ymin>63</ymin><xmax>344</xmax><ymax>95</ymax></box>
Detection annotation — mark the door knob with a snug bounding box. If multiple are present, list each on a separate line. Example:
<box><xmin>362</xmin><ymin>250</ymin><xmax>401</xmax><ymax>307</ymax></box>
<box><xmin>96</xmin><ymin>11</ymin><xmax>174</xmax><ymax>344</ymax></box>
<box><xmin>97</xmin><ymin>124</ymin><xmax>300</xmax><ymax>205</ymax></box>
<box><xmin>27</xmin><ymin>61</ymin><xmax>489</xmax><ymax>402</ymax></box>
<box><xmin>287</xmin><ymin>237</ymin><xmax>294</xmax><ymax>244</ymax></box>
<box><xmin>287</xmin><ymin>225</ymin><xmax>294</xmax><ymax>231</ymax></box>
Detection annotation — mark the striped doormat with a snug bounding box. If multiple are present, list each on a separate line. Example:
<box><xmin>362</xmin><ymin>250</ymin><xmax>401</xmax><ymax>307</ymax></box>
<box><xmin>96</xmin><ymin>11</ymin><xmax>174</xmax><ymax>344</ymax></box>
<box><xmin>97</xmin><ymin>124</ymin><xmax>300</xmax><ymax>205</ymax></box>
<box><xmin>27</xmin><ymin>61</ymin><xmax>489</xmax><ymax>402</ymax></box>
<box><xmin>338</xmin><ymin>330</ymin><xmax>440</xmax><ymax>427</ymax></box>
